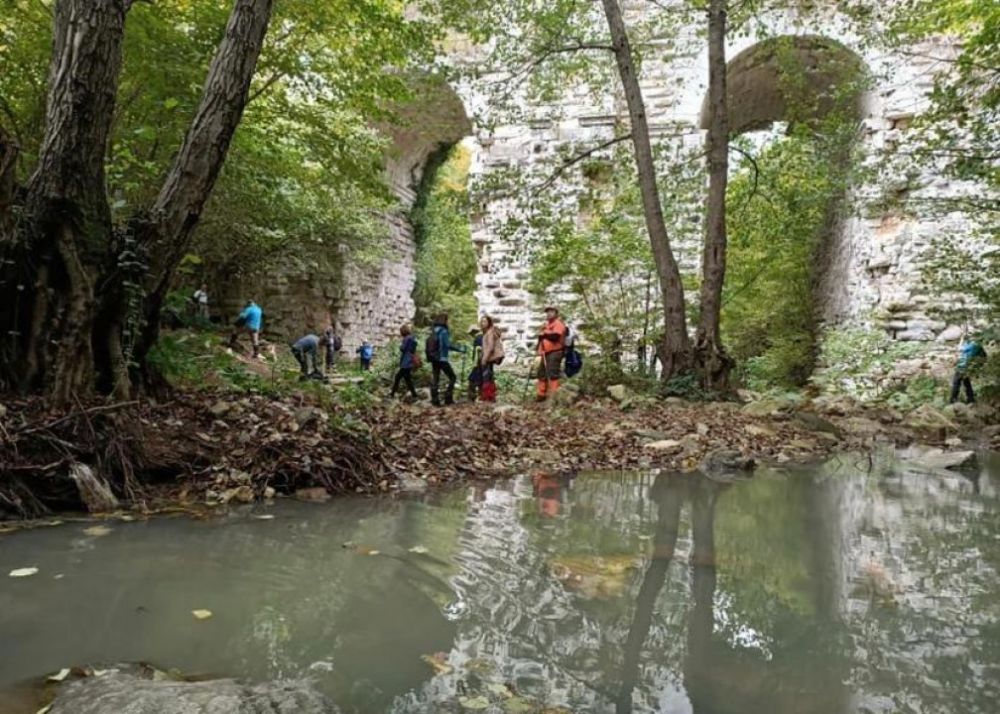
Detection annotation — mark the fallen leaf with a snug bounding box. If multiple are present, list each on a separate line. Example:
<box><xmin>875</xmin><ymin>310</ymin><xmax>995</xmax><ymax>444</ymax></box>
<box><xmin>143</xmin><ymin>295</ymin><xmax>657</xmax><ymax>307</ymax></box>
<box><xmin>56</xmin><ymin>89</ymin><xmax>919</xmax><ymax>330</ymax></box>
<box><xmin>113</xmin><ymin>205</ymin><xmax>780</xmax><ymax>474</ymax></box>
<box><xmin>408</xmin><ymin>545</ymin><xmax>429</xmax><ymax>554</ymax></box>
<box><xmin>505</xmin><ymin>698</ymin><xmax>535</xmax><ymax>713</ymax></box>
<box><xmin>253</xmin><ymin>514</ymin><xmax>275</xmax><ymax>520</ymax></box>
<box><xmin>83</xmin><ymin>525</ymin><xmax>112</xmax><ymax>537</ymax></box>
<box><xmin>459</xmin><ymin>695</ymin><xmax>490</xmax><ymax>710</ymax></box>
<box><xmin>191</xmin><ymin>609</ymin><xmax>213</xmax><ymax>620</ymax></box>
<box><xmin>35</xmin><ymin>706</ymin><xmax>52</xmax><ymax>714</ymax></box>
<box><xmin>487</xmin><ymin>682</ymin><xmax>513</xmax><ymax>698</ymax></box>
<box><xmin>420</xmin><ymin>652</ymin><xmax>452</xmax><ymax>676</ymax></box>
<box><xmin>9</xmin><ymin>567</ymin><xmax>38</xmax><ymax>578</ymax></box>
<box><xmin>48</xmin><ymin>668</ymin><xmax>71</xmax><ymax>682</ymax></box>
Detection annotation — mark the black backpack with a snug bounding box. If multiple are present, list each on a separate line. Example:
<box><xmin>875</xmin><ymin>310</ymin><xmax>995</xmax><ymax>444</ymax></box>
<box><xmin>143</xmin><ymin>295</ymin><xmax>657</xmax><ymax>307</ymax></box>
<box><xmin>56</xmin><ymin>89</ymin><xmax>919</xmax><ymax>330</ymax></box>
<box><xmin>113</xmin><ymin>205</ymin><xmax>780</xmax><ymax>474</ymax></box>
<box><xmin>333</xmin><ymin>334</ymin><xmax>343</xmax><ymax>351</ymax></box>
<box><xmin>425</xmin><ymin>328</ymin><xmax>440</xmax><ymax>362</ymax></box>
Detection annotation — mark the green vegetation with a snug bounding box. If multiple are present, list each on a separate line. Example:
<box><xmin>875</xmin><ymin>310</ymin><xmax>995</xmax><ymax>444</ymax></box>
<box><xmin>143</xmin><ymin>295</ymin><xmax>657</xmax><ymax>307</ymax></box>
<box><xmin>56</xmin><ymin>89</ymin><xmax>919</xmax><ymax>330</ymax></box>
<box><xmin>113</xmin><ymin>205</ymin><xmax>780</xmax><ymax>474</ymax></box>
<box><xmin>412</xmin><ymin>144</ymin><xmax>478</xmax><ymax>330</ymax></box>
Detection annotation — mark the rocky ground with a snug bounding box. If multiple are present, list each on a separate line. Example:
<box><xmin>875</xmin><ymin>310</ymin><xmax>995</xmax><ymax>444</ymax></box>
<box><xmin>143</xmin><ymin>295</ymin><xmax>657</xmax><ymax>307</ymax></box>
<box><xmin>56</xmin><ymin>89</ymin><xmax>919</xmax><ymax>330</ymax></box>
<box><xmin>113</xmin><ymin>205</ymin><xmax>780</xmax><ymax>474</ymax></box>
<box><xmin>1</xmin><ymin>380</ymin><xmax>997</xmax><ymax>521</ymax></box>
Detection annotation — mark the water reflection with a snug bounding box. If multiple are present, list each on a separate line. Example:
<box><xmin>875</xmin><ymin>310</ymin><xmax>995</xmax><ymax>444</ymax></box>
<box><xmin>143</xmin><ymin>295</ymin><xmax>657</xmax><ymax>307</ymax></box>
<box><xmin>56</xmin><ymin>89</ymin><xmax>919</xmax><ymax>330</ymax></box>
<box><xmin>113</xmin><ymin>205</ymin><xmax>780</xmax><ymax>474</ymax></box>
<box><xmin>0</xmin><ymin>452</ymin><xmax>998</xmax><ymax>713</ymax></box>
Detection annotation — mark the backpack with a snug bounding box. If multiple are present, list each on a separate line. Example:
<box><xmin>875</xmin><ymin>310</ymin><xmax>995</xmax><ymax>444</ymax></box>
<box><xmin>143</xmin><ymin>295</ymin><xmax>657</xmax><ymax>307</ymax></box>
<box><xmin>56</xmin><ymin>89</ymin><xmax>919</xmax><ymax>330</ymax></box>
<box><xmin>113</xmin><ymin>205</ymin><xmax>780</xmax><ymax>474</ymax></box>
<box><xmin>565</xmin><ymin>323</ymin><xmax>578</xmax><ymax>349</ymax></box>
<box><xmin>360</xmin><ymin>344</ymin><xmax>374</xmax><ymax>360</ymax></box>
<box><xmin>425</xmin><ymin>328</ymin><xmax>441</xmax><ymax>362</ymax></box>
<box><xmin>564</xmin><ymin>346</ymin><xmax>583</xmax><ymax>378</ymax></box>
<box><xmin>491</xmin><ymin>327</ymin><xmax>506</xmax><ymax>365</ymax></box>
<box><xmin>333</xmin><ymin>334</ymin><xmax>343</xmax><ymax>351</ymax></box>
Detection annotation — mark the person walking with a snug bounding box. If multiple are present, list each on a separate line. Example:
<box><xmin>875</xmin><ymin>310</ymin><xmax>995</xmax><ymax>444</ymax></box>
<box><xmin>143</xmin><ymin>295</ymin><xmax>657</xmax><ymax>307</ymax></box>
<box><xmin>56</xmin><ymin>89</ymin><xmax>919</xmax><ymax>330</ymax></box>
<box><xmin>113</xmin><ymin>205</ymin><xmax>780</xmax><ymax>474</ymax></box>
<box><xmin>479</xmin><ymin>315</ymin><xmax>505</xmax><ymax>402</ymax></box>
<box><xmin>192</xmin><ymin>283</ymin><xmax>209</xmax><ymax>320</ymax></box>
<box><xmin>467</xmin><ymin>324</ymin><xmax>483</xmax><ymax>402</ymax></box>
<box><xmin>950</xmin><ymin>331</ymin><xmax>987</xmax><ymax>404</ymax></box>
<box><xmin>323</xmin><ymin>325</ymin><xmax>342</xmax><ymax>374</ymax></box>
<box><xmin>291</xmin><ymin>333</ymin><xmax>321</xmax><ymax>379</ymax></box>
<box><xmin>427</xmin><ymin>313</ymin><xmax>466</xmax><ymax>406</ymax></box>
<box><xmin>228</xmin><ymin>299</ymin><xmax>263</xmax><ymax>358</ymax></box>
<box><xmin>535</xmin><ymin>305</ymin><xmax>568</xmax><ymax>402</ymax></box>
<box><xmin>391</xmin><ymin>324</ymin><xmax>420</xmax><ymax>400</ymax></box>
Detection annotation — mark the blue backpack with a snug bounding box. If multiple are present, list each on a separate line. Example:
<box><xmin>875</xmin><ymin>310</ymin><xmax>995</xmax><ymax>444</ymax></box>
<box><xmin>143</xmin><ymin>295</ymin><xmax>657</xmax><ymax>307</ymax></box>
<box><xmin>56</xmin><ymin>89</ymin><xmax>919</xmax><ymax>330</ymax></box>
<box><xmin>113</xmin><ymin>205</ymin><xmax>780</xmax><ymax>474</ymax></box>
<box><xmin>360</xmin><ymin>344</ymin><xmax>374</xmax><ymax>360</ymax></box>
<box><xmin>564</xmin><ymin>346</ymin><xmax>583</xmax><ymax>378</ymax></box>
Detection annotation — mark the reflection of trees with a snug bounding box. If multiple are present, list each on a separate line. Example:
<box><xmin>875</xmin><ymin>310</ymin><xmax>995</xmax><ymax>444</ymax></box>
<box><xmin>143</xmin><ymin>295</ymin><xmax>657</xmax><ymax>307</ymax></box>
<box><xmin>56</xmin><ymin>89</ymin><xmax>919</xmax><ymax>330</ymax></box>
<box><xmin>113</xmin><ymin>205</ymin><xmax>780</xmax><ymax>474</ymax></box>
<box><xmin>617</xmin><ymin>472</ymin><xmax>851</xmax><ymax>714</ymax></box>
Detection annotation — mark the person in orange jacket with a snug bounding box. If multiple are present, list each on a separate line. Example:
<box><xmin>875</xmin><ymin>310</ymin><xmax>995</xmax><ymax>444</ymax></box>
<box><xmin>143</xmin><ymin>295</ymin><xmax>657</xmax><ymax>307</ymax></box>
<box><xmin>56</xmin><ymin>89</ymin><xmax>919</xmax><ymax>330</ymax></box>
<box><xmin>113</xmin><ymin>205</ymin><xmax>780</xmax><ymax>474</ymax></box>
<box><xmin>536</xmin><ymin>305</ymin><xmax>568</xmax><ymax>401</ymax></box>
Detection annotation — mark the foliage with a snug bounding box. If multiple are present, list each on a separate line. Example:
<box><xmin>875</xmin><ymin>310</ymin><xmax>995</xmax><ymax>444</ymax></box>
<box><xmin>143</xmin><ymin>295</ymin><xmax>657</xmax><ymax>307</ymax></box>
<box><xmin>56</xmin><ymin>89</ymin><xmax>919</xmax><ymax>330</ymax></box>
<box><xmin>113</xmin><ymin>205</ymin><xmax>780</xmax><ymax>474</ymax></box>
<box><xmin>810</xmin><ymin>325</ymin><xmax>926</xmax><ymax>400</ymax></box>
<box><xmin>0</xmin><ymin>0</ymin><xmax>439</xmax><ymax>284</ymax></box>
<box><xmin>412</xmin><ymin>144</ymin><xmax>478</xmax><ymax>330</ymax></box>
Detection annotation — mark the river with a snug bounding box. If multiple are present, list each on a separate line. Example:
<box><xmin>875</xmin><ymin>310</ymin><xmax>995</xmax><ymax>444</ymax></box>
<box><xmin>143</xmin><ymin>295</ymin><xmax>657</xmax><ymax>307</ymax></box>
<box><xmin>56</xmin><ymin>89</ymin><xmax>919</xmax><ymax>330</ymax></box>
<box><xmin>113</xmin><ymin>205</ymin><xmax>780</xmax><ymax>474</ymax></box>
<box><xmin>2</xmin><ymin>450</ymin><xmax>999</xmax><ymax>713</ymax></box>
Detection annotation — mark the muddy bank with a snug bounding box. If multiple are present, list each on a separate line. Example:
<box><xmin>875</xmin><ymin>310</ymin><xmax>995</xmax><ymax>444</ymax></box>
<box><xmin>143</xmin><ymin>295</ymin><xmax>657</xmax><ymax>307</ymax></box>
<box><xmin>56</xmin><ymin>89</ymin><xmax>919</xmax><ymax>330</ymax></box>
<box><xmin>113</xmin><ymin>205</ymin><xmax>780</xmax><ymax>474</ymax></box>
<box><xmin>2</xmin><ymin>388</ymin><xmax>997</xmax><ymax>520</ymax></box>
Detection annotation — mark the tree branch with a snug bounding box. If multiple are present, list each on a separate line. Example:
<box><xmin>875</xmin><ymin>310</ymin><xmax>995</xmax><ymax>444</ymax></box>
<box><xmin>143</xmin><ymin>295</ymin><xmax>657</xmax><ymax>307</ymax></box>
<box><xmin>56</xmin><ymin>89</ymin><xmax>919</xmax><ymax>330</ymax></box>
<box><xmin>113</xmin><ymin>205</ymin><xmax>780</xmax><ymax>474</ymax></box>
<box><xmin>532</xmin><ymin>133</ymin><xmax>633</xmax><ymax>196</ymax></box>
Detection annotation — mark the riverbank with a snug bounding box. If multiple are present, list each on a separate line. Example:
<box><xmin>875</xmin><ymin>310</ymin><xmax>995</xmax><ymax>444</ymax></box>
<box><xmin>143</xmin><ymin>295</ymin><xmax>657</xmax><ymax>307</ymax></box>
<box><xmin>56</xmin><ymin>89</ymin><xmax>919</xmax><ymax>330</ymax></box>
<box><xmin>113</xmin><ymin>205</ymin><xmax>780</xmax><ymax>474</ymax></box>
<box><xmin>3</xmin><ymin>379</ymin><xmax>998</xmax><ymax>521</ymax></box>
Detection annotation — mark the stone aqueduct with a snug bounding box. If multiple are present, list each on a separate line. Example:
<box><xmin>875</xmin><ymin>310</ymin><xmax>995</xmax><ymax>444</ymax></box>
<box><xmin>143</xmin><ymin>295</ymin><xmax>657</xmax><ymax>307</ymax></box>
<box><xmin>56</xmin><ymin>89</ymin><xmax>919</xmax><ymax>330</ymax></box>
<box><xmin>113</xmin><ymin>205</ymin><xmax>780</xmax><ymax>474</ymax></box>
<box><xmin>227</xmin><ymin>3</ymin><xmax>974</xmax><ymax>357</ymax></box>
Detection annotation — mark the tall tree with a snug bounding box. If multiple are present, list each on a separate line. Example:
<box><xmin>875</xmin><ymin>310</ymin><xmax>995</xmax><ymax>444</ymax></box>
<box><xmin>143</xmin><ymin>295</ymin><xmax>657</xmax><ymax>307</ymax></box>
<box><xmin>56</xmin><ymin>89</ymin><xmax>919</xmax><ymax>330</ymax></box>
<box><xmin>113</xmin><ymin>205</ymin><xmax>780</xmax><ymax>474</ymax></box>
<box><xmin>694</xmin><ymin>0</ymin><xmax>733</xmax><ymax>390</ymax></box>
<box><xmin>600</xmin><ymin>0</ymin><xmax>693</xmax><ymax>377</ymax></box>
<box><xmin>0</xmin><ymin>0</ymin><xmax>274</xmax><ymax>401</ymax></box>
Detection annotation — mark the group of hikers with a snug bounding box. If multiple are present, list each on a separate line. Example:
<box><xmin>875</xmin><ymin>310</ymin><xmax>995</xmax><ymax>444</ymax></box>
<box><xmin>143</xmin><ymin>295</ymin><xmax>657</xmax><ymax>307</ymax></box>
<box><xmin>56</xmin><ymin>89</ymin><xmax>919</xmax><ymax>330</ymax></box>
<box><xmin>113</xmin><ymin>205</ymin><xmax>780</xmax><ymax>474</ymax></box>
<box><xmin>206</xmin><ymin>286</ymin><xmax>988</xmax><ymax>406</ymax></box>
<box><xmin>218</xmin><ymin>292</ymin><xmax>577</xmax><ymax>405</ymax></box>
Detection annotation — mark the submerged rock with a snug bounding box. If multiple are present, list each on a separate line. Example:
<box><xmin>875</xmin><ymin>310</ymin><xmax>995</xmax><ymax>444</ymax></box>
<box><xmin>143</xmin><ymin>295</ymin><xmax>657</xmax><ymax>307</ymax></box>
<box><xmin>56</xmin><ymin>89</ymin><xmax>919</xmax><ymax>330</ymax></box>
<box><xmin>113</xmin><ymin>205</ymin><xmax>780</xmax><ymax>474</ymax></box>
<box><xmin>48</xmin><ymin>670</ymin><xmax>339</xmax><ymax>714</ymax></box>
<box><xmin>700</xmin><ymin>449</ymin><xmax>755</xmax><ymax>476</ymax></box>
<box><xmin>900</xmin><ymin>445</ymin><xmax>977</xmax><ymax>471</ymax></box>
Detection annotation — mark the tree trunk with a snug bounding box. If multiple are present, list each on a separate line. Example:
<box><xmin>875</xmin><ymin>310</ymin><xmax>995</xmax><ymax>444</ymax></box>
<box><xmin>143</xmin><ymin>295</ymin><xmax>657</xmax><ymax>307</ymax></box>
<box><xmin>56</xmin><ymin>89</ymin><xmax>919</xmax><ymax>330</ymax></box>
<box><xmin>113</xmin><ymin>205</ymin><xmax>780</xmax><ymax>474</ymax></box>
<box><xmin>600</xmin><ymin>0</ymin><xmax>692</xmax><ymax>379</ymax></box>
<box><xmin>694</xmin><ymin>0</ymin><xmax>734</xmax><ymax>392</ymax></box>
<box><xmin>131</xmin><ymin>0</ymin><xmax>275</xmax><ymax>381</ymax></box>
<box><xmin>0</xmin><ymin>0</ymin><xmax>130</xmax><ymax>402</ymax></box>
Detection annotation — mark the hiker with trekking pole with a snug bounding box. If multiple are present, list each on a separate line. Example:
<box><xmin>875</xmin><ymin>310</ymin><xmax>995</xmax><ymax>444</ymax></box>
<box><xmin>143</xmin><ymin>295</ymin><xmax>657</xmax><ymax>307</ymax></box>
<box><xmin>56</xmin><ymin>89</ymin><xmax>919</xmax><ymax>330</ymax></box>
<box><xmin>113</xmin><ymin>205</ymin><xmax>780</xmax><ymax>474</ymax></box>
<box><xmin>535</xmin><ymin>306</ymin><xmax>568</xmax><ymax>402</ymax></box>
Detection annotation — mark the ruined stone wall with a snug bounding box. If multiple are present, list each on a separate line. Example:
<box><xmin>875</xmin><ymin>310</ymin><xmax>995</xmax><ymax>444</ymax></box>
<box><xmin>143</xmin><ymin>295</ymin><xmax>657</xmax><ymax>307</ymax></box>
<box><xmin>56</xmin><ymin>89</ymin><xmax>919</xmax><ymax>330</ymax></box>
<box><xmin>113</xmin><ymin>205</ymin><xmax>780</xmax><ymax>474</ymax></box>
<box><xmin>455</xmin><ymin>2</ymin><xmax>985</xmax><ymax>354</ymax></box>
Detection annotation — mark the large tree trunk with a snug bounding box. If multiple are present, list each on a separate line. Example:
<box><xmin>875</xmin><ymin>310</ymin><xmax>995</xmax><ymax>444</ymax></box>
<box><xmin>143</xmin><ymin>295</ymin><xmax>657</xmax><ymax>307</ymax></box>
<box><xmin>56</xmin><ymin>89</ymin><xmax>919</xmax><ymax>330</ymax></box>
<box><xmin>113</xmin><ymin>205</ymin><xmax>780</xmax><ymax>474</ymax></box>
<box><xmin>0</xmin><ymin>0</ymin><xmax>130</xmax><ymax>402</ymax></box>
<box><xmin>600</xmin><ymin>0</ymin><xmax>692</xmax><ymax>379</ymax></box>
<box><xmin>694</xmin><ymin>0</ymin><xmax>734</xmax><ymax>392</ymax></box>
<box><xmin>131</xmin><ymin>0</ymin><xmax>275</xmax><ymax>382</ymax></box>
<box><xmin>0</xmin><ymin>0</ymin><xmax>274</xmax><ymax>400</ymax></box>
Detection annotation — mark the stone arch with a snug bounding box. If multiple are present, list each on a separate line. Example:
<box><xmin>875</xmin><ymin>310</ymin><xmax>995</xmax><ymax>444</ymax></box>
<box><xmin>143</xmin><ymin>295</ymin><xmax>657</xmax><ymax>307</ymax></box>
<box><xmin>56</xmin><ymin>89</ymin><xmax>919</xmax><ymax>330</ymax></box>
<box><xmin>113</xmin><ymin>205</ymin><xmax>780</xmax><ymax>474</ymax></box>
<box><xmin>333</xmin><ymin>77</ymin><xmax>473</xmax><ymax>352</ymax></box>
<box><xmin>699</xmin><ymin>35</ymin><xmax>869</xmax><ymax>135</ymax></box>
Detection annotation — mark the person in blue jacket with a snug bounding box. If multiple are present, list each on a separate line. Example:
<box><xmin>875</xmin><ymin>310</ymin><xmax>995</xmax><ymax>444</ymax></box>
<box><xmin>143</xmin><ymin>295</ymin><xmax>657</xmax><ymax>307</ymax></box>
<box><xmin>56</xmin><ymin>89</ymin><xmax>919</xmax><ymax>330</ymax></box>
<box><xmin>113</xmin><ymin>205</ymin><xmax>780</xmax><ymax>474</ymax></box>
<box><xmin>390</xmin><ymin>324</ymin><xmax>419</xmax><ymax>399</ymax></box>
<box><xmin>228</xmin><ymin>299</ymin><xmax>263</xmax><ymax>358</ymax></box>
<box><xmin>429</xmin><ymin>313</ymin><xmax>466</xmax><ymax>406</ymax></box>
<box><xmin>950</xmin><ymin>332</ymin><xmax>987</xmax><ymax>404</ymax></box>
<box><xmin>356</xmin><ymin>341</ymin><xmax>374</xmax><ymax>371</ymax></box>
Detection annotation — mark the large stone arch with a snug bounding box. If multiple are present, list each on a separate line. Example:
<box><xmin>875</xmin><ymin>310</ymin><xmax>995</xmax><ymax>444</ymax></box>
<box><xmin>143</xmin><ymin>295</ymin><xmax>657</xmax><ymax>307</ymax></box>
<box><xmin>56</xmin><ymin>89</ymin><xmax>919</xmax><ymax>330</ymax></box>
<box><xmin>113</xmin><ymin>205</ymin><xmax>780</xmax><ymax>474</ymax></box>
<box><xmin>699</xmin><ymin>35</ymin><xmax>869</xmax><ymax>135</ymax></box>
<box><xmin>217</xmin><ymin>77</ymin><xmax>472</xmax><ymax>351</ymax></box>
<box><xmin>701</xmin><ymin>35</ymin><xmax>870</xmax><ymax>327</ymax></box>
<box><xmin>334</xmin><ymin>77</ymin><xmax>473</xmax><ymax>352</ymax></box>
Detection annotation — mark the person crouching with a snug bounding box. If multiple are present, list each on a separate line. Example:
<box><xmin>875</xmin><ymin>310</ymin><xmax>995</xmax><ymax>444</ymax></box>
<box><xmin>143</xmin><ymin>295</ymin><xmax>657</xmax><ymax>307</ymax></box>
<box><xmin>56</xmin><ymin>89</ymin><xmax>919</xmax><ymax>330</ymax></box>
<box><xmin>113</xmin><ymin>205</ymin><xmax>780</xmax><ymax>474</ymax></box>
<box><xmin>291</xmin><ymin>333</ymin><xmax>322</xmax><ymax>380</ymax></box>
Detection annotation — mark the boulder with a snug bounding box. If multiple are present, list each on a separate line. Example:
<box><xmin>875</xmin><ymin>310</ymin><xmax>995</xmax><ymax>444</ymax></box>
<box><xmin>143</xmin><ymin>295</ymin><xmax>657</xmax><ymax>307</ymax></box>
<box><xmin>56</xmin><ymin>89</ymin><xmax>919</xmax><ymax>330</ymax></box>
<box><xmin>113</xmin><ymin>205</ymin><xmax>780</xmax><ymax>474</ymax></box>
<box><xmin>607</xmin><ymin>384</ymin><xmax>629</xmax><ymax>403</ymax></box>
<box><xmin>744</xmin><ymin>424</ymin><xmax>777</xmax><ymax>437</ymax></box>
<box><xmin>906</xmin><ymin>404</ymin><xmax>959</xmax><ymax>432</ymax></box>
<box><xmin>699</xmin><ymin>449</ymin><xmax>755</xmax><ymax>476</ymax></box>
<box><xmin>741</xmin><ymin>398</ymin><xmax>794</xmax><ymax>418</ymax></box>
<box><xmin>49</xmin><ymin>670</ymin><xmax>339</xmax><ymax>714</ymax></box>
<box><xmin>899</xmin><ymin>445</ymin><xmax>977</xmax><ymax>471</ymax></box>
<box><xmin>643</xmin><ymin>439</ymin><xmax>682</xmax><ymax>453</ymax></box>
<box><xmin>793</xmin><ymin>412</ymin><xmax>842</xmax><ymax>437</ymax></box>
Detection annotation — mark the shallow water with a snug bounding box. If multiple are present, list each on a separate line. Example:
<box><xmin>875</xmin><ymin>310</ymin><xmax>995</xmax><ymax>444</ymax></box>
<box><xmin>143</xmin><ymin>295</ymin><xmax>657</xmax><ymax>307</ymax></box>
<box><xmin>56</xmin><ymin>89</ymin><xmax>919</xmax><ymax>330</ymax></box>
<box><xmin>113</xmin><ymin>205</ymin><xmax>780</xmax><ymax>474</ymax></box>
<box><xmin>2</xmin><ymin>451</ymin><xmax>999</xmax><ymax>713</ymax></box>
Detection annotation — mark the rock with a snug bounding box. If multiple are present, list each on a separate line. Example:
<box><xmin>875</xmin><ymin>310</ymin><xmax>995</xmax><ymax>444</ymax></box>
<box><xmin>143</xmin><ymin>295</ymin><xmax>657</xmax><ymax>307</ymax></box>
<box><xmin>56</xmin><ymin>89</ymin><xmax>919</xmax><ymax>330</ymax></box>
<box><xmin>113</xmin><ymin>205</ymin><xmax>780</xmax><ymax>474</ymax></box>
<box><xmin>551</xmin><ymin>385</ymin><xmax>579</xmax><ymax>406</ymax></box>
<box><xmin>522</xmin><ymin>448</ymin><xmax>560</xmax><ymax>464</ymax></box>
<box><xmin>293</xmin><ymin>407</ymin><xmax>323</xmax><ymax>429</ymax></box>
<box><xmin>937</xmin><ymin>325</ymin><xmax>963</xmax><ymax>342</ymax></box>
<box><xmin>744</xmin><ymin>424</ymin><xmax>777</xmax><ymax>437</ymax></box>
<box><xmin>741</xmin><ymin>398</ymin><xmax>794</xmax><ymax>418</ymax></box>
<box><xmin>696</xmin><ymin>422</ymin><xmax>710</xmax><ymax>436</ymax></box>
<box><xmin>634</xmin><ymin>429</ymin><xmax>670</xmax><ymax>442</ymax></box>
<box><xmin>643</xmin><ymin>440</ymin><xmax>682</xmax><ymax>453</ymax></box>
<box><xmin>68</xmin><ymin>463</ymin><xmax>119</xmax><ymax>513</ymax></box>
<box><xmin>48</xmin><ymin>669</ymin><xmax>339</xmax><ymax>713</ymax></box>
<box><xmin>263</xmin><ymin>486</ymin><xmax>276</xmax><ymax>499</ymax></box>
<box><xmin>906</xmin><ymin>404</ymin><xmax>959</xmax><ymax>432</ymax></box>
<box><xmin>842</xmin><ymin>417</ymin><xmax>884</xmax><ymax>436</ymax></box>
<box><xmin>398</xmin><ymin>476</ymin><xmax>428</xmax><ymax>493</ymax></box>
<box><xmin>607</xmin><ymin>384</ymin><xmax>629</xmax><ymax>403</ymax></box>
<box><xmin>700</xmin><ymin>449</ymin><xmax>755</xmax><ymax>476</ymax></box>
<box><xmin>810</xmin><ymin>395</ymin><xmax>857</xmax><ymax>417</ymax></box>
<box><xmin>220</xmin><ymin>486</ymin><xmax>255</xmax><ymax>504</ymax></box>
<box><xmin>209</xmin><ymin>401</ymin><xmax>231</xmax><ymax>417</ymax></box>
<box><xmin>900</xmin><ymin>445</ymin><xmax>977</xmax><ymax>471</ymax></box>
<box><xmin>983</xmin><ymin>424</ymin><xmax>1000</xmax><ymax>439</ymax></box>
<box><xmin>794</xmin><ymin>412</ymin><xmax>843</xmax><ymax>436</ymax></box>
<box><xmin>294</xmin><ymin>487</ymin><xmax>330</xmax><ymax>503</ymax></box>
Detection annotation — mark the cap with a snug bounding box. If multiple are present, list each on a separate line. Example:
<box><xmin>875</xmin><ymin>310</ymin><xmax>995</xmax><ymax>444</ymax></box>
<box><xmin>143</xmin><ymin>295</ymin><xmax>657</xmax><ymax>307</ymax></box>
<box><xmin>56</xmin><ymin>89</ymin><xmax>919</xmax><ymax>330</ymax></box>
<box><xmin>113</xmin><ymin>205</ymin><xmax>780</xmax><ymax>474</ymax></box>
<box><xmin>544</xmin><ymin>306</ymin><xmax>559</xmax><ymax>314</ymax></box>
